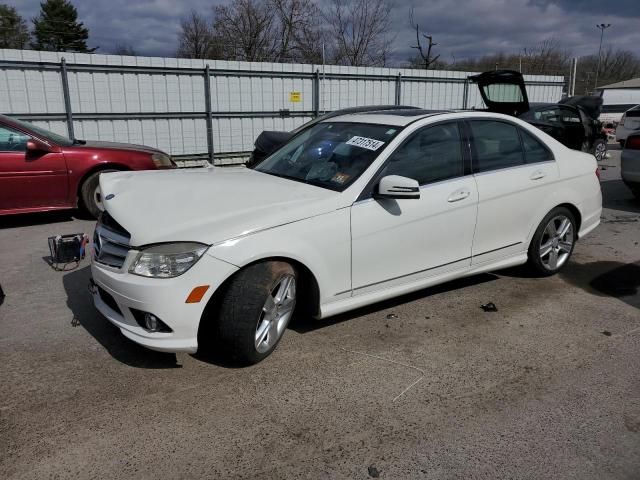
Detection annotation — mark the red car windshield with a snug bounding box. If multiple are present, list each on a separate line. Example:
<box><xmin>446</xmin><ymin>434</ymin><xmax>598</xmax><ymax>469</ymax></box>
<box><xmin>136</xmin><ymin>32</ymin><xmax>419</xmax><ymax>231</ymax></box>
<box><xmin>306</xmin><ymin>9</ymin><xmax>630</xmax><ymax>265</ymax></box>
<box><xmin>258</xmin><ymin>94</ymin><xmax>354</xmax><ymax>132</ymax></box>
<box><xmin>2</xmin><ymin>116</ymin><xmax>74</xmax><ymax>146</ymax></box>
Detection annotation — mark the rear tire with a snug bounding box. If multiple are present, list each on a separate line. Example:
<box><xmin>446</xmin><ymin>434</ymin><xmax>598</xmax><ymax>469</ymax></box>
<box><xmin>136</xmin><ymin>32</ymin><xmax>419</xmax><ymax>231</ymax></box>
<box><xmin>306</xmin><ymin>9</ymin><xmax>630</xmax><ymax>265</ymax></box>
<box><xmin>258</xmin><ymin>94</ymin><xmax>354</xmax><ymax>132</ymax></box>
<box><xmin>80</xmin><ymin>169</ymin><xmax>117</xmax><ymax>219</ymax></box>
<box><xmin>527</xmin><ymin>207</ymin><xmax>577</xmax><ymax>276</ymax></box>
<box><xmin>212</xmin><ymin>261</ymin><xmax>297</xmax><ymax>365</ymax></box>
<box><xmin>592</xmin><ymin>138</ymin><xmax>607</xmax><ymax>161</ymax></box>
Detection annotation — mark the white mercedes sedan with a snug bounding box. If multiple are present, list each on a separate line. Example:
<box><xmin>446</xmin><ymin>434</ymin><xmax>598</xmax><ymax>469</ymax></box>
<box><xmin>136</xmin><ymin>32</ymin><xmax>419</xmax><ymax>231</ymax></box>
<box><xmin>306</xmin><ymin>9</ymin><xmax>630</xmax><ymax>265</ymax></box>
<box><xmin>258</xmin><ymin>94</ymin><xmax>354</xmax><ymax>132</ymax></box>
<box><xmin>91</xmin><ymin>110</ymin><xmax>602</xmax><ymax>364</ymax></box>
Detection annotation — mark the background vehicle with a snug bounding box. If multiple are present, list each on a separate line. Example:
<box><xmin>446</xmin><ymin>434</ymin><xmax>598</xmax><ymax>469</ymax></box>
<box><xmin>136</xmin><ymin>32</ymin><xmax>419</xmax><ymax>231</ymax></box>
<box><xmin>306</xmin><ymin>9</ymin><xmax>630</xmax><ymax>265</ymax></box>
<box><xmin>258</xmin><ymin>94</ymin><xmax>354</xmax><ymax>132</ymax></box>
<box><xmin>0</xmin><ymin>115</ymin><xmax>175</xmax><ymax>218</ymax></box>
<box><xmin>92</xmin><ymin>109</ymin><xmax>601</xmax><ymax>365</ymax></box>
<box><xmin>470</xmin><ymin>70</ymin><xmax>608</xmax><ymax>160</ymax></box>
<box><xmin>621</xmin><ymin>132</ymin><xmax>640</xmax><ymax>199</ymax></box>
<box><xmin>247</xmin><ymin>105</ymin><xmax>420</xmax><ymax>167</ymax></box>
<box><xmin>615</xmin><ymin>105</ymin><xmax>640</xmax><ymax>147</ymax></box>
<box><xmin>595</xmin><ymin>78</ymin><xmax>640</xmax><ymax>124</ymax></box>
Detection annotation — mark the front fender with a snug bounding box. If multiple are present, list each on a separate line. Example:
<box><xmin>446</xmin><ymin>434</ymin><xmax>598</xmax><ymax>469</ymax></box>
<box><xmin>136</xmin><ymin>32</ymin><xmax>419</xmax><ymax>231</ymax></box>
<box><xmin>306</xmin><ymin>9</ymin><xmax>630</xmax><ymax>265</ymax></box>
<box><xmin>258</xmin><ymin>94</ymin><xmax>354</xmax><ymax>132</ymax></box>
<box><xmin>208</xmin><ymin>208</ymin><xmax>352</xmax><ymax>306</ymax></box>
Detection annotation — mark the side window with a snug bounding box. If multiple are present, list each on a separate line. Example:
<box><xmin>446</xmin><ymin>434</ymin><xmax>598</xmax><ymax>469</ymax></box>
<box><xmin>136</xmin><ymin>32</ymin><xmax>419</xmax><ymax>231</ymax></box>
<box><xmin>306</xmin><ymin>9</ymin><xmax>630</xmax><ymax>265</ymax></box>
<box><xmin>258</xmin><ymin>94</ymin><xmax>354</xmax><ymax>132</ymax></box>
<box><xmin>381</xmin><ymin>123</ymin><xmax>464</xmax><ymax>185</ymax></box>
<box><xmin>560</xmin><ymin>108</ymin><xmax>581</xmax><ymax>124</ymax></box>
<box><xmin>520</xmin><ymin>129</ymin><xmax>553</xmax><ymax>163</ymax></box>
<box><xmin>534</xmin><ymin>107</ymin><xmax>562</xmax><ymax>125</ymax></box>
<box><xmin>470</xmin><ymin>120</ymin><xmax>524</xmax><ymax>172</ymax></box>
<box><xmin>0</xmin><ymin>126</ymin><xmax>29</xmax><ymax>152</ymax></box>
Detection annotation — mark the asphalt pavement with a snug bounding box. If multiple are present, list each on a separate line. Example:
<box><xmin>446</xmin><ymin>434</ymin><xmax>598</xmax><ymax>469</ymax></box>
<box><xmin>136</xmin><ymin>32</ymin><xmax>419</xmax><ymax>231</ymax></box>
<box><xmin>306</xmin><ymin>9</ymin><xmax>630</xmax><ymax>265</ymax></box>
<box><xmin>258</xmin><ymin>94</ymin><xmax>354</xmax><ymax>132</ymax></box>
<box><xmin>1</xmin><ymin>150</ymin><xmax>639</xmax><ymax>479</ymax></box>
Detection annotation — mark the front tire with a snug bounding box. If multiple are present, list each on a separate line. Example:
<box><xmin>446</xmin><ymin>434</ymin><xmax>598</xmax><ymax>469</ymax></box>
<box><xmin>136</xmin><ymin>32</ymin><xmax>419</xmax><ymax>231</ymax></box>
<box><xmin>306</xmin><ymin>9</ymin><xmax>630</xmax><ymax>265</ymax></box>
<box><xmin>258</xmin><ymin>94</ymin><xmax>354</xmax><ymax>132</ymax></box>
<box><xmin>527</xmin><ymin>207</ymin><xmax>577</xmax><ymax>276</ymax></box>
<box><xmin>79</xmin><ymin>170</ymin><xmax>117</xmax><ymax>218</ymax></box>
<box><xmin>213</xmin><ymin>261</ymin><xmax>297</xmax><ymax>365</ymax></box>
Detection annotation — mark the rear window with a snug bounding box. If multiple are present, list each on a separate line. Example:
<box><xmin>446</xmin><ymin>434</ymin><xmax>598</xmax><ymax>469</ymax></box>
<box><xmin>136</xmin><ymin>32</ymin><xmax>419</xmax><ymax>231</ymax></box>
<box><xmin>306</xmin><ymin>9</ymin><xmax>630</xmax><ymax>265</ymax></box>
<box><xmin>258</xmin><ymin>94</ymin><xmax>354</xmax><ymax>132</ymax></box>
<box><xmin>626</xmin><ymin>106</ymin><xmax>640</xmax><ymax>118</ymax></box>
<box><xmin>601</xmin><ymin>104</ymin><xmax>637</xmax><ymax>114</ymax></box>
<box><xmin>482</xmin><ymin>84</ymin><xmax>524</xmax><ymax>103</ymax></box>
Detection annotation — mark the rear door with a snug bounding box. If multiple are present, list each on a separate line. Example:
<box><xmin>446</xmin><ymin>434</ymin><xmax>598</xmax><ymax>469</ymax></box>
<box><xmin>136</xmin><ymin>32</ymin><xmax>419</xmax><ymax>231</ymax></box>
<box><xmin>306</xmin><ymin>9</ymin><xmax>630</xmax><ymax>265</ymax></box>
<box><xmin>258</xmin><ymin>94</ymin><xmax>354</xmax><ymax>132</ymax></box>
<box><xmin>0</xmin><ymin>124</ymin><xmax>69</xmax><ymax>212</ymax></box>
<box><xmin>468</xmin><ymin>70</ymin><xmax>530</xmax><ymax>116</ymax></box>
<box><xmin>468</xmin><ymin>119</ymin><xmax>559</xmax><ymax>264</ymax></box>
<box><xmin>558</xmin><ymin>107</ymin><xmax>586</xmax><ymax>150</ymax></box>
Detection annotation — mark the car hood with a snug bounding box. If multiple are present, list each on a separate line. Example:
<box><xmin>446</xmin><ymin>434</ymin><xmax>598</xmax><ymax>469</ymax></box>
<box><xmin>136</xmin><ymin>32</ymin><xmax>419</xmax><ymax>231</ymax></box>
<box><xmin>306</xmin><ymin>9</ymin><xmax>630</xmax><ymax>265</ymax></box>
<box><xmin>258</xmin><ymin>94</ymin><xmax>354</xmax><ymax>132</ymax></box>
<box><xmin>72</xmin><ymin>140</ymin><xmax>164</xmax><ymax>155</ymax></box>
<box><xmin>99</xmin><ymin>167</ymin><xmax>342</xmax><ymax>246</ymax></box>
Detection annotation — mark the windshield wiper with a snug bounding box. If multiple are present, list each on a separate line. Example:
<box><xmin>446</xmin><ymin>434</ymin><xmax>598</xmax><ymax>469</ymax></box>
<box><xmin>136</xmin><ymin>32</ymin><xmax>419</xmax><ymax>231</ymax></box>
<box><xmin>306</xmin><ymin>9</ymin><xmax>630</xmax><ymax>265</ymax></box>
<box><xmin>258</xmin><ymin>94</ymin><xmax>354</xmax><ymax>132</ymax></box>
<box><xmin>257</xmin><ymin>170</ymin><xmax>338</xmax><ymax>191</ymax></box>
<box><xmin>72</xmin><ymin>138</ymin><xmax>87</xmax><ymax>145</ymax></box>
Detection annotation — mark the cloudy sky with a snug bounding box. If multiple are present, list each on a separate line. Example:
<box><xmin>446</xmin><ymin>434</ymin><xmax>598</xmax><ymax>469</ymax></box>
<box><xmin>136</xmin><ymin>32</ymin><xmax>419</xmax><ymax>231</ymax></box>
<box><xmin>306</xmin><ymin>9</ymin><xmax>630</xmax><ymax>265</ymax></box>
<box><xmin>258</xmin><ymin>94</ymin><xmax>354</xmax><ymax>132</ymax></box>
<box><xmin>9</xmin><ymin>0</ymin><xmax>640</xmax><ymax>64</ymax></box>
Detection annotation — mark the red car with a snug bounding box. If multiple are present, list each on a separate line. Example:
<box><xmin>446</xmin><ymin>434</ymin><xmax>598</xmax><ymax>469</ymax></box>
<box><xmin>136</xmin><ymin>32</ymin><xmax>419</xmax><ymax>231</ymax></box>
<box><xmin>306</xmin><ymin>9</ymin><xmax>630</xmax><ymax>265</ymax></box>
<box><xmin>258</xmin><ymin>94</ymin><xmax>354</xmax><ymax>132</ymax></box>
<box><xmin>0</xmin><ymin>115</ymin><xmax>175</xmax><ymax>218</ymax></box>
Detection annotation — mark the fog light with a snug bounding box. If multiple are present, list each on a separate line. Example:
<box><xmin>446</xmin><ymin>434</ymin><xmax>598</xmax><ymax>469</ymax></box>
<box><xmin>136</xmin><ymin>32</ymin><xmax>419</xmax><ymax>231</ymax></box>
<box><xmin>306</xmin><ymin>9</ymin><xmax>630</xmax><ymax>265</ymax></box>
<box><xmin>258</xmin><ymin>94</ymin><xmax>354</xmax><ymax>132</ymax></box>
<box><xmin>144</xmin><ymin>313</ymin><xmax>159</xmax><ymax>331</ymax></box>
<box><xmin>130</xmin><ymin>308</ymin><xmax>172</xmax><ymax>332</ymax></box>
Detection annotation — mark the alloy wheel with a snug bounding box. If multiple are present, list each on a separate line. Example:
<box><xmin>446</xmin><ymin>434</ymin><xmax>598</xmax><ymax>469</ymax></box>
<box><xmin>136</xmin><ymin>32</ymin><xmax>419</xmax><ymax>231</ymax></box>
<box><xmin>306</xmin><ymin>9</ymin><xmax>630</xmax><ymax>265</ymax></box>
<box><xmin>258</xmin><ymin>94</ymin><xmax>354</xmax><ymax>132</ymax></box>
<box><xmin>594</xmin><ymin>142</ymin><xmax>606</xmax><ymax>161</ymax></box>
<box><xmin>539</xmin><ymin>215</ymin><xmax>574</xmax><ymax>271</ymax></box>
<box><xmin>255</xmin><ymin>274</ymin><xmax>296</xmax><ymax>353</ymax></box>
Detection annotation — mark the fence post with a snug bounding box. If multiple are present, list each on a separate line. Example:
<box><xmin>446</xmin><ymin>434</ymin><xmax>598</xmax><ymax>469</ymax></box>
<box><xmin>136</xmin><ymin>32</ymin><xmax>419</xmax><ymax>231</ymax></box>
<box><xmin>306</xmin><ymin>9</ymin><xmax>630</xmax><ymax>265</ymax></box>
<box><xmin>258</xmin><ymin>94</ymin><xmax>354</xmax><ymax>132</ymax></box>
<box><xmin>395</xmin><ymin>73</ymin><xmax>402</xmax><ymax>105</ymax></box>
<box><xmin>60</xmin><ymin>57</ymin><xmax>75</xmax><ymax>140</ymax></box>
<box><xmin>204</xmin><ymin>64</ymin><xmax>214</xmax><ymax>164</ymax></box>
<box><xmin>462</xmin><ymin>78</ymin><xmax>470</xmax><ymax>109</ymax></box>
<box><xmin>313</xmin><ymin>69</ymin><xmax>320</xmax><ymax>117</ymax></box>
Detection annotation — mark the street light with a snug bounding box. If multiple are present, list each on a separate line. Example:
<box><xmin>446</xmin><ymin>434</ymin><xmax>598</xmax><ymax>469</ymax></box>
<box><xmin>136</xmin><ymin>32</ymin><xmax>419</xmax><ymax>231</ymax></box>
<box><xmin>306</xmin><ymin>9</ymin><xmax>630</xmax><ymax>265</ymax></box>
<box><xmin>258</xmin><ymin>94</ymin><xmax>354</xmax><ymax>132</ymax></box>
<box><xmin>594</xmin><ymin>23</ymin><xmax>611</xmax><ymax>91</ymax></box>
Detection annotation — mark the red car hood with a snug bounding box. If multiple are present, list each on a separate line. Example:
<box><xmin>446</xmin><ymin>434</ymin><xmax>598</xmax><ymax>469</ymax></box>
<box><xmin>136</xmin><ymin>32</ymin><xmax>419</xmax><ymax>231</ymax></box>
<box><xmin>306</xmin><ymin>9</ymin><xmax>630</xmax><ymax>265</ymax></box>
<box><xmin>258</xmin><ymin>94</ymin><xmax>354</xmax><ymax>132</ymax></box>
<box><xmin>71</xmin><ymin>140</ymin><xmax>164</xmax><ymax>155</ymax></box>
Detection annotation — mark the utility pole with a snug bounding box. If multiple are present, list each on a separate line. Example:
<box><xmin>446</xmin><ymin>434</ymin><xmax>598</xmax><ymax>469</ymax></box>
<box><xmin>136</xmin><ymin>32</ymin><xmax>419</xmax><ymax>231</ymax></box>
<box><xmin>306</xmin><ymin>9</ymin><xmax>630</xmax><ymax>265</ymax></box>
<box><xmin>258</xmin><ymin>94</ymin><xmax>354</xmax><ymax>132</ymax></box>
<box><xmin>594</xmin><ymin>23</ymin><xmax>611</xmax><ymax>91</ymax></box>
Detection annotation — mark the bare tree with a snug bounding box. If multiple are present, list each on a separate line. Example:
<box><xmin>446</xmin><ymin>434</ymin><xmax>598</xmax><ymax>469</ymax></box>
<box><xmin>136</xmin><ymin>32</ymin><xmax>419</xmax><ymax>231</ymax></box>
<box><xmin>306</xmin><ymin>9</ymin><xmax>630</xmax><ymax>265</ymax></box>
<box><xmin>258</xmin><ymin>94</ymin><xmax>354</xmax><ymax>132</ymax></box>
<box><xmin>409</xmin><ymin>8</ymin><xmax>440</xmax><ymax>70</ymax></box>
<box><xmin>113</xmin><ymin>43</ymin><xmax>137</xmax><ymax>56</ymax></box>
<box><xmin>575</xmin><ymin>48</ymin><xmax>640</xmax><ymax>94</ymax></box>
<box><xmin>177</xmin><ymin>10</ymin><xmax>216</xmax><ymax>59</ymax></box>
<box><xmin>324</xmin><ymin>0</ymin><xmax>393</xmax><ymax>66</ymax></box>
<box><xmin>521</xmin><ymin>38</ymin><xmax>569</xmax><ymax>74</ymax></box>
<box><xmin>270</xmin><ymin>0</ymin><xmax>323</xmax><ymax>63</ymax></box>
<box><xmin>213</xmin><ymin>0</ymin><xmax>278</xmax><ymax>62</ymax></box>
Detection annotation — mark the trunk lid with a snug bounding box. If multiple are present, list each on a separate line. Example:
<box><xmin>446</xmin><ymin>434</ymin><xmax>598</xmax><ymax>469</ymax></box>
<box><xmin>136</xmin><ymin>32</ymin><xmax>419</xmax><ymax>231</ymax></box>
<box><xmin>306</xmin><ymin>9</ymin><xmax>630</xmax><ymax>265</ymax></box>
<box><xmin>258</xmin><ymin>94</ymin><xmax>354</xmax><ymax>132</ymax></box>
<box><xmin>468</xmin><ymin>70</ymin><xmax>530</xmax><ymax>116</ymax></box>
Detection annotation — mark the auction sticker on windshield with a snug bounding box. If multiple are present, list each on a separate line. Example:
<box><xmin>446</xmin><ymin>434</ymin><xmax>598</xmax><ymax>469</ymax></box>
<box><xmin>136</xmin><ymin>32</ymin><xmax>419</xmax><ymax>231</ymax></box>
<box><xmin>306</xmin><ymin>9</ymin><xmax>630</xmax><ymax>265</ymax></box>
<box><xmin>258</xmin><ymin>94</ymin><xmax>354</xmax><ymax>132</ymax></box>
<box><xmin>346</xmin><ymin>136</ymin><xmax>385</xmax><ymax>151</ymax></box>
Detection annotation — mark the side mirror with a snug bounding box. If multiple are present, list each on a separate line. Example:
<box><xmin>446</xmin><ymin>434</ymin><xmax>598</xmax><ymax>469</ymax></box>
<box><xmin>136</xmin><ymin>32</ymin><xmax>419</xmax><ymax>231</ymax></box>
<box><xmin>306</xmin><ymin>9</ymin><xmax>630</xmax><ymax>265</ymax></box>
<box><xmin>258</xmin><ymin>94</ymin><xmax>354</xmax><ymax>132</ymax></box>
<box><xmin>374</xmin><ymin>175</ymin><xmax>420</xmax><ymax>200</ymax></box>
<box><xmin>26</xmin><ymin>139</ymin><xmax>52</xmax><ymax>153</ymax></box>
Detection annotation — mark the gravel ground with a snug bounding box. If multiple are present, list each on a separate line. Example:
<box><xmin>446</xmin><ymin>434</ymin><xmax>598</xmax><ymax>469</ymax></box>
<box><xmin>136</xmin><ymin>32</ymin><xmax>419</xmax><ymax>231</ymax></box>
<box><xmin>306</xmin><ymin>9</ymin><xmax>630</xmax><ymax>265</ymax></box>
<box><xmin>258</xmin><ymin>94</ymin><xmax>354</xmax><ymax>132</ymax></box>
<box><xmin>1</xmin><ymin>149</ymin><xmax>639</xmax><ymax>479</ymax></box>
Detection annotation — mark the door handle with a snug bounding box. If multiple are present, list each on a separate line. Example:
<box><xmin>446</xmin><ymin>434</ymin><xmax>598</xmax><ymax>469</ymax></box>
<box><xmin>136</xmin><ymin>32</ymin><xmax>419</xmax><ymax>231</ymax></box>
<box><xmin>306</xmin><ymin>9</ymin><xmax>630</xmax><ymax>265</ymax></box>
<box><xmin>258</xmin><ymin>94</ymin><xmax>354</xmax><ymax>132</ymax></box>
<box><xmin>447</xmin><ymin>189</ymin><xmax>470</xmax><ymax>203</ymax></box>
<box><xmin>530</xmin><ymin>171</ymin><xmax>546</xmax><ymax>180</ymax></box>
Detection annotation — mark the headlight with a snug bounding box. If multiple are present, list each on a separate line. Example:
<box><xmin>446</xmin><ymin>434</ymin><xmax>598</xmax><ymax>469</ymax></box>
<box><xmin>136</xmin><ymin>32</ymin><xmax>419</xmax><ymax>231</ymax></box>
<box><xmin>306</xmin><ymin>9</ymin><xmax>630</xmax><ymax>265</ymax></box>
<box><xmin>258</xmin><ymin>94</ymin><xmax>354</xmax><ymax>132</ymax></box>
<box><xmin>129</xmin><ymin>242</ymin><xmax>207</xmax><ymax>278</ymax></box>
<box><xmin>152</xmin><ymin>153</ymin><xmax>173</xmax><ymax>168</ymax></box>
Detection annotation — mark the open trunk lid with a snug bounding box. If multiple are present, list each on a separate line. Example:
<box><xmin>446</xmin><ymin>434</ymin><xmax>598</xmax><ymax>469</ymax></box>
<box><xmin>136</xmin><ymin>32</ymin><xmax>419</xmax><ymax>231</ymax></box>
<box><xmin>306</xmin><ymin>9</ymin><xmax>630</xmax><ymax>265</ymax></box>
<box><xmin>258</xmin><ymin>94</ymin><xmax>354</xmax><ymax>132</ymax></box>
<box><xmin>468</xmin><ymin>69</ymin><xmax>530</xmax><ymax>116</ymax></box>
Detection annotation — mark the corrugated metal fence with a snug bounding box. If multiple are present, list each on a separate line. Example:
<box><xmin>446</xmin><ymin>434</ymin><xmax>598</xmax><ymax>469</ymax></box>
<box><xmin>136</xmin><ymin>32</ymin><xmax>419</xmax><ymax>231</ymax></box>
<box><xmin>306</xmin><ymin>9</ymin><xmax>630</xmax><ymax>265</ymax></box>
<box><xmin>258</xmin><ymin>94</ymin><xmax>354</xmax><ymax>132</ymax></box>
<box><xmin>0</xmin><ymin>49</ymin><xmax>565</xmax><ymax>164</ymax></box>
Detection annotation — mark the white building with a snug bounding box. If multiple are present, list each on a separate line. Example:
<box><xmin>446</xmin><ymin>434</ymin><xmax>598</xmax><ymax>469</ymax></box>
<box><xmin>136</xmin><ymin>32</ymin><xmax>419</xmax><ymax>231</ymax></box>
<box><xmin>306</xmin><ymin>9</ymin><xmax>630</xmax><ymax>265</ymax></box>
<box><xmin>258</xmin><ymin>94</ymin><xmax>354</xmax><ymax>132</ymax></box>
<box><xmin>595</xmin><ymin>78</ymin><xmax>640</xmax><ymax>124</ymax></box>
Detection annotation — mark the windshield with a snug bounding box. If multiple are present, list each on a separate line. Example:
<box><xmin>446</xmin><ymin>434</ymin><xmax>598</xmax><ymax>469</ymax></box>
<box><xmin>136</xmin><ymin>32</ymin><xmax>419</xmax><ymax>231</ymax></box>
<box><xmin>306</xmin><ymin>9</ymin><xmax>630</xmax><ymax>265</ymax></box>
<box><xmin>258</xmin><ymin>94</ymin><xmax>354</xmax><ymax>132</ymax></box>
<box><xmin>255</xmin><ymin>122</ymin><xmax>400</xmax><ymax>191</ymax></box>
<box><xmin>5</xmin><ymin>116</ymin><xmax>74</xmax><ymax>146</ymax></box>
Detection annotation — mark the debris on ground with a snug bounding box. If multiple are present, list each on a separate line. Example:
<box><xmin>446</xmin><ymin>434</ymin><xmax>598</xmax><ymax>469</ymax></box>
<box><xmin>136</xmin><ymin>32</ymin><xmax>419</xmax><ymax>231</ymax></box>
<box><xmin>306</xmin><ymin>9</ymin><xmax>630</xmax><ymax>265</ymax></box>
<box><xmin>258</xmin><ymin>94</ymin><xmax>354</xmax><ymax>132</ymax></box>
<box><xmin>480</xmin><ymin>302</ymin><xmax>498</xmax><ymax>312</ymax></box>
<box><xmin>368</xmin><ymin>466</ymin><xmax>380</xmax><ymax>478</ymax></box>
<box><xmin>603</xmin><ymin>215</ymin><xmax>639</xmax><ymax>224</ymax></box>
<box><xmin>602</xmin><ymin>330</ymin><xmax>612</xmax><ymax>336</ymax></box>
<box><xmin>386</xmin><ymin>313</ymin><xmax>398</xmax><ymax>319</ymax></box>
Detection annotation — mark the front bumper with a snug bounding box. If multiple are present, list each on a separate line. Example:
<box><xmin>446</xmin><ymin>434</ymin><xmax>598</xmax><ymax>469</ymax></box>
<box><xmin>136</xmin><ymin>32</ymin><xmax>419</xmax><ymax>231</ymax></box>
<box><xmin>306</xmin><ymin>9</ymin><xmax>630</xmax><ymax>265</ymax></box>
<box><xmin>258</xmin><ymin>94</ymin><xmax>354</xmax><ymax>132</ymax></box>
<box><xmin>91</xmin><ymin>253</ymin><xmax>238</xmax><ymax>353</ymax></box>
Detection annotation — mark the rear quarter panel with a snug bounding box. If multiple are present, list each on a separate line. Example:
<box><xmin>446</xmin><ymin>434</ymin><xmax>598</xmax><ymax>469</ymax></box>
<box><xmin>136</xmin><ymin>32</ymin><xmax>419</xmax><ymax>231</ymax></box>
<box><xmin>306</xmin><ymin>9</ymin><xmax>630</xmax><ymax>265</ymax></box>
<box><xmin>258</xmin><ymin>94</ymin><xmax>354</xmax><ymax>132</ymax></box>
<box><xmin>530</xmin><ymin>147</ymin><xmax>601</xmax><ymax>239</ymax></box>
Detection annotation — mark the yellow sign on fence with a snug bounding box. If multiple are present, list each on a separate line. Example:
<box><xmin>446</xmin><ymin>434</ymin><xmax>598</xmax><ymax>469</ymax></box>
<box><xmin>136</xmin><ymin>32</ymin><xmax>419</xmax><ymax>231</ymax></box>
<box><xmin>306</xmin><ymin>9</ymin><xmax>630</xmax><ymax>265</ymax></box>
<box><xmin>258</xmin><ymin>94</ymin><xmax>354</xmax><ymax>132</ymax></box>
<box><xmin>289</xmin><ymin>91</ymin><xmax>302</xmax><ymax>103</ymax></box>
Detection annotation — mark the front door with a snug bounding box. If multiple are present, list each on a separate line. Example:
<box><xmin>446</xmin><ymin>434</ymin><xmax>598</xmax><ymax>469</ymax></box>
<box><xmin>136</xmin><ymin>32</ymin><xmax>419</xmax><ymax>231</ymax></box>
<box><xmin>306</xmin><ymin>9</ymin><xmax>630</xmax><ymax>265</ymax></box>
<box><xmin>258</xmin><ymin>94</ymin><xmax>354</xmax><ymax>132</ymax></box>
<box><xmin>0</xmin><ymin>125</ymin><xmax>68</xmax><ymax>212</ymax></box>
<box><xmin>351</xmin><ymin>122</ymin><xmax>478</xmax><ymax>294</ymax></box>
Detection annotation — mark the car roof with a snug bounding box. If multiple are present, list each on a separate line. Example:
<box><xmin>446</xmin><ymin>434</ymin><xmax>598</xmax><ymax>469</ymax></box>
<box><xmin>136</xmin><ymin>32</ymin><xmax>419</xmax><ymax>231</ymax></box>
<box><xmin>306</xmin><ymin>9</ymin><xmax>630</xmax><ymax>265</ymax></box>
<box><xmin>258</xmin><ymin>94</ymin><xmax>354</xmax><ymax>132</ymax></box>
<box><xmin>323</xmin><ymin>109</ymin><xmax>450</xmax><ymax>126</ymax></box>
